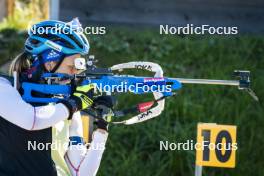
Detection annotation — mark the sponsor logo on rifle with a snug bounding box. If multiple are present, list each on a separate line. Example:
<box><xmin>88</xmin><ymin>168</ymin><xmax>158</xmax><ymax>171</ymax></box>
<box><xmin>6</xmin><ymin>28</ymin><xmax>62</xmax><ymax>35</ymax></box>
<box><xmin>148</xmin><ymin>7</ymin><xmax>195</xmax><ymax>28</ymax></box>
<box><xmin>135</xmin><ymin>65</ymin><xmax>152</xmax><ymax>71</ymax></box>
<box><xmin>138</xmin><ymin>110</ymin><xmax>153</xmax><ymax>120</ymax></box>
<box><xmin>144</xmin><ymin>77</ymin><xmax>165</xmax><ymax>82</ymax></box>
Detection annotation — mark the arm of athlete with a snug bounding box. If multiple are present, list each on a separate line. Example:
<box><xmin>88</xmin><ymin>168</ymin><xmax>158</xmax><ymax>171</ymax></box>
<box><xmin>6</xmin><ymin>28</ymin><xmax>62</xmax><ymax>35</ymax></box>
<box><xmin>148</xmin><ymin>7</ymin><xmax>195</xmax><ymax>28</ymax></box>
<box><xmin>0</xmin><ymin>77</ymin><xmax>94</xmax><ymax>131</ymax></box>
<box><xmin>65</xmin><ymin>115</ymin><xmax>108</xmax><ymax>176</ymax></box>
<box><xmin>65</xmin><ymin>96</ymin><xmax>114</xmax><ymax>176</ymax></box>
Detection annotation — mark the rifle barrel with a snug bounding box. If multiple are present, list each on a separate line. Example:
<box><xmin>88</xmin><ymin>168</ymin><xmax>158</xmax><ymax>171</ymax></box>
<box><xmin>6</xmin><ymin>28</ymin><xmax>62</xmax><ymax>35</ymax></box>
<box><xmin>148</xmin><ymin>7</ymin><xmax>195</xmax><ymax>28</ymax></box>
<box><xmin>173</xmin><ymin>78</ymin><xmax>239</xmax><ymax>86</ymax></box>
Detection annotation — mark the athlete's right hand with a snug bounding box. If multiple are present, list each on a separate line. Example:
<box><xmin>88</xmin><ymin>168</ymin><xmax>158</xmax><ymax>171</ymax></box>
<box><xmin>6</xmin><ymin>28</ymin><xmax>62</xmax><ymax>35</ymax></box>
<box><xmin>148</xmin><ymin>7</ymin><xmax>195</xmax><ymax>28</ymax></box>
<box><xmin>59</xmin><ymin>84</ymin><xmax>95</xmax><ymax>119</ymax></box>
<box><xmin>72</xmin><ymin>84</ymin><xmax>95</xmax><ymax>110</ymax></box>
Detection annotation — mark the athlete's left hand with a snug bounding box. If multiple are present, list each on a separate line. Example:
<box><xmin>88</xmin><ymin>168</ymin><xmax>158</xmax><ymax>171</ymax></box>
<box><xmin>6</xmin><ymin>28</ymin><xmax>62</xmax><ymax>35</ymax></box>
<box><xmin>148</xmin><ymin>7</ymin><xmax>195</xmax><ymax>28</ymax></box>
<box><xmin>93</xmin><ymin>96</ymin><xmax>116</xmax><ymax>131</ymax></box>
<box><xmin>94</xmin><ymin>105</ymin><xmax>113</xmax><ymax>131</ymax></box>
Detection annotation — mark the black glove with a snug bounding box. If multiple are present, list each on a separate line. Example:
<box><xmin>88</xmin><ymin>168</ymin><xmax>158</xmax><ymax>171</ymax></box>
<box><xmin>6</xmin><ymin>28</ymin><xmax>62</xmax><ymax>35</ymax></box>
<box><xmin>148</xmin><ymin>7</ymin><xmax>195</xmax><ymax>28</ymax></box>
<box><xmin>93</xmin><ymin>96</ymin><xmax>117</xmax><ymax>108</ymax></box>
<box><xmin>93</xmin><ymin>96</ymin><xmax>117</xmax><ymax>131</ymax></box>
<box><xmin>94</xmin><ymin>105</ymin><xmax>113</xmax><ymax>131</ymax></box>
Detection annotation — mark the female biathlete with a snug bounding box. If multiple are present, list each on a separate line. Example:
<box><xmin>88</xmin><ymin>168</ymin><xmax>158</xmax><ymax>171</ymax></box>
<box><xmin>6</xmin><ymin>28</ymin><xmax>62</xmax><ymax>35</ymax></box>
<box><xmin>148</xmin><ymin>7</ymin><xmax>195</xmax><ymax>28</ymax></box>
<box><xmin>0</xmin><ymin>18</ymin><xmax>111</xmax><ymax>176</ymax></box>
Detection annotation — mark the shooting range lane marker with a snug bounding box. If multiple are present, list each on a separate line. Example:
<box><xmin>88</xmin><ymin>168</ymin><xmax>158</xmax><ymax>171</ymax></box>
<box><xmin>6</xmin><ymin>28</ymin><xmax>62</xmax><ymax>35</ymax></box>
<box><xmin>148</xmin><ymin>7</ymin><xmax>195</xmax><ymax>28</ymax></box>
<box><xmin>195</xmin><ymin>123</ymin><xmax>237</xmax><ymax>176</ymax></box>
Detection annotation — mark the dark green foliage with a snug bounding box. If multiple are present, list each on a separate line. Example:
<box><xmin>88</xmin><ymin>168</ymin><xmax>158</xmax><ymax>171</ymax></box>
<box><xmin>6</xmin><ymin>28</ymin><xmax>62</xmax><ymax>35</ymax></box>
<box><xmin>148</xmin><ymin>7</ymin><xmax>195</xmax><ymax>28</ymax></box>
<box><xmin>0</xmin><ymin>29</ymin><xmax>25</xmax><ymax>65</ymax></box>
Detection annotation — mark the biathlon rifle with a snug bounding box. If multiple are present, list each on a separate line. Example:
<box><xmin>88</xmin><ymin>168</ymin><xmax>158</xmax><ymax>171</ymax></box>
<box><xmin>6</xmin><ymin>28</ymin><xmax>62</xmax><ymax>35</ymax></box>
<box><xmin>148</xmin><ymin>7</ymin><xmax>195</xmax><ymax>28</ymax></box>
<box><xmin>20</xmin><ymin>56</ymin><xmax>258</xmax><ymax>125</ymax></box>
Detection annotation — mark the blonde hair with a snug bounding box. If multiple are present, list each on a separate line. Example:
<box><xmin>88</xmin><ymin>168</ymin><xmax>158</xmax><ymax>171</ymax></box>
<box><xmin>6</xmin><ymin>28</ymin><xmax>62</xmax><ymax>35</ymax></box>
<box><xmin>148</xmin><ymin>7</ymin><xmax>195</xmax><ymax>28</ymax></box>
<box><xmin>9</xmin><ymin>52</ymin><xmax>31</xmax><ymax>76</ymax></box>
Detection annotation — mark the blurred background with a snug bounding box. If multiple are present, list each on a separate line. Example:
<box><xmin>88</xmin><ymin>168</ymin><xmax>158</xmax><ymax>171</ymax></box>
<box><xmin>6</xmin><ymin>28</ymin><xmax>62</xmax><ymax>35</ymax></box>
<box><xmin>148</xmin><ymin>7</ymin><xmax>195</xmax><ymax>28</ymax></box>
<box><xmin>0</xmin><ymin>0</ymin><xmax>263</xmax><ymax>176</ymax></box>
<box><xmin>60</xmin><ymin>0</ymin><xmax>264</xmax><ymax>33</ymax></box>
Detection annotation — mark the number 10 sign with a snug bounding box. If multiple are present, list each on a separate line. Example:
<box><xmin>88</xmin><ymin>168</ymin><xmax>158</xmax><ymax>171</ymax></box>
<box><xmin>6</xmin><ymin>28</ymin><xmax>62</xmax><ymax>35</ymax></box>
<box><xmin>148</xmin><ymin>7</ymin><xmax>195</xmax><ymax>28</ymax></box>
<box><xmin>196</xmin><ymin>123</ymin><xmax>237</xmax><ymax>168</ymax></box>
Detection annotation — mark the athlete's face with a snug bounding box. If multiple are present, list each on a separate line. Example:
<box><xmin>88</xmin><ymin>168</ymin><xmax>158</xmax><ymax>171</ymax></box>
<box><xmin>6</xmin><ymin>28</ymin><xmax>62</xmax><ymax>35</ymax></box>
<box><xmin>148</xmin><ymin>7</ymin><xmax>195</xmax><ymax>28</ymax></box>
<box><xmin>44</xmin><ymin>54</ymin><xmax>83</xmax><ymax>84</ymax></box>
<box><xmin>45</xmin><ymin>54</ymin><xmax>82</xmax><ymax>75</ymax></box>
<box><xmin>55</xmin><ymin>54</ymin><xmax>83</xmax><ymax>75</ymax></box>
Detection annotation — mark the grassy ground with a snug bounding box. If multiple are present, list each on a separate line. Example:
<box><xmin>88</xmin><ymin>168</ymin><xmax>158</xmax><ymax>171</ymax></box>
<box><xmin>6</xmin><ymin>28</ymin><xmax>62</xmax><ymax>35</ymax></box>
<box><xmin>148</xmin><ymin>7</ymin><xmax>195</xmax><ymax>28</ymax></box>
<box><xmin>0</xmin><ymin>28</ymin><xmax>264</xmax><ymax>176</ymax></box>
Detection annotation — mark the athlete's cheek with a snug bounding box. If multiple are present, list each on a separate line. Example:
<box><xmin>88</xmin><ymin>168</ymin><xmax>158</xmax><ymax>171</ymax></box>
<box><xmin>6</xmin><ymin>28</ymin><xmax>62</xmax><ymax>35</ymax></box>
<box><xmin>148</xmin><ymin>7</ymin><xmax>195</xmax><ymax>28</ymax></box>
<box><xmin>72</xmin><ymin>68</ymin><xmax>81</xmax><ymax>74</ymax></box>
